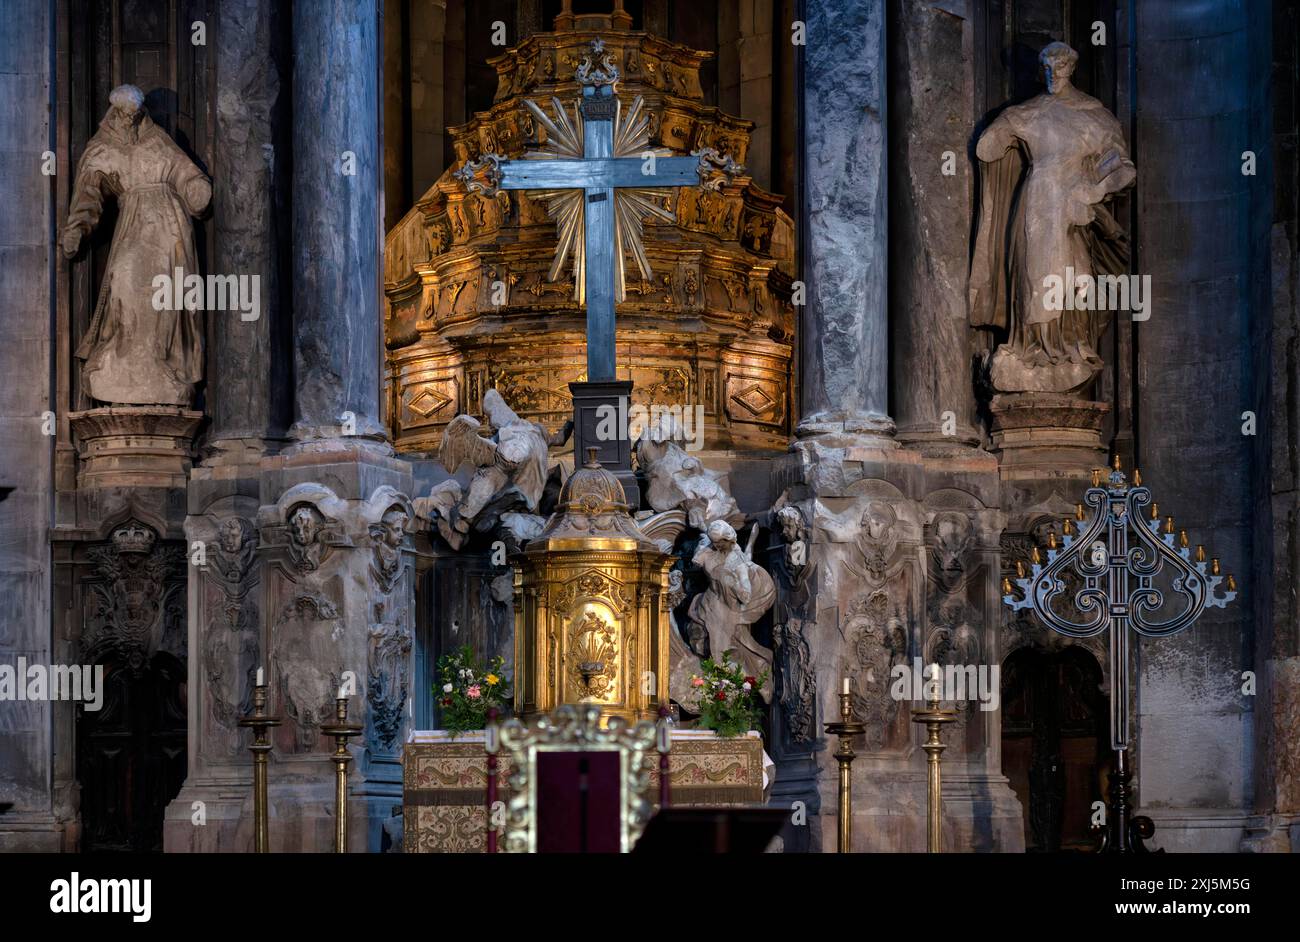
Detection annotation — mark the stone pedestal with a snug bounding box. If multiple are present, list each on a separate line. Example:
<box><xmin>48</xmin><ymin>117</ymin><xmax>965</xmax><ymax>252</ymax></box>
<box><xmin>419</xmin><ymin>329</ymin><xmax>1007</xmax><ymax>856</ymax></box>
<box><xmin>570</xmin><ymin>380</ymin><xmax>638</xmax><ymax>506</ymax></box>
<box><xmin>163</xmin><ymin>460</ymin><xmax>266</xmax><ymax>852</ymax></box>
<box><xmin>249</xmin><ymin>445</ymin><xmax>416</xmax><ymax>852</ymax></box>
<box><xmin>768</xmin><ymin>435</ymin><xmax>1024</xmax><ymax>852</ymax></box>
<box><xmin>69</xmin><ymin>407</ymin><xmax>204</xmax><ymax>489</ymax></box>
<box><xmin>988</xmin><ymin>394</ymin><xmax>1109</xmax><ymax>478</ymax></box>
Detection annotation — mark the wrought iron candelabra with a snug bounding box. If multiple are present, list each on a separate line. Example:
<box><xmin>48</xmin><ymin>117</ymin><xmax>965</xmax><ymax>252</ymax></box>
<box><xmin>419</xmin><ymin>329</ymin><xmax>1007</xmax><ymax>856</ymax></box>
<box><xmin>1002</xmin><ymin>458</ymin><xmax>1237</xmax><ymax>853</ymax></box>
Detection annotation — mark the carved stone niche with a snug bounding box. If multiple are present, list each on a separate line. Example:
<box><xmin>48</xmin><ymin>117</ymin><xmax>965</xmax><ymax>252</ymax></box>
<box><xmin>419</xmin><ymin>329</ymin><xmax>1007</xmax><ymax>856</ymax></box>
<box><xmin>188</xmin><ymin>498</ymin><xmax>263</xmax><ymax>760</ymax></box>
<box><xmin>81</xmin><ymin>516</ymin><xmax>188</xmax><ymax>674</ymax></box>
<box><xmin>363</xmin><ymin>488</ymin><xmax>415</xmax><ymax>755</ymax></box>
<box><xmin>920</xmin><ymin>493</ymin><xmax>1007</xmax><ymax>758</ymax></box>
<box><xmin>256</xmin><ymin>483</ymin><xmax>352</xmax><ymax>753</ymax></box>
<box><xmin>778</xmin><ymin>481</ymin><xmax>926</xmax><ymax>757</ymax></box>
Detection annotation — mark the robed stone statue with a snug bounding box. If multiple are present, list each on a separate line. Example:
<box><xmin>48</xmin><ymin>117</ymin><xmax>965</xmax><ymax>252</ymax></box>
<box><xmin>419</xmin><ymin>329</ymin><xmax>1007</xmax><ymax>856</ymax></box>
<box><xmin>63</xmin><ymin>84</ymin><xmax>211</xmax><ymax>406</ymax></box>
<box><xmin>971</xmin><ymin>42</ymin><xmax>1135</xmax><ymax>394</ymax></box>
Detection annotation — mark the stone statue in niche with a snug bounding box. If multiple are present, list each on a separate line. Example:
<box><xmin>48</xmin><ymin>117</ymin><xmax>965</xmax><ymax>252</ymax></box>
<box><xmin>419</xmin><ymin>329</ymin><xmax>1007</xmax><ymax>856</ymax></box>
<box><xmin>416</xmin><ymin>389</ymin><xmax>571</xmax><ymax>549</ymax></box>
<box><xmin>286</xmin><ymin>503</ymin><xmax>328</xmax><ymax>574</ymax></box>
<box><xmin>688</xmin><ymin>520</ymin><xmax>776</xmax><ymax>700</ymax></box>
<box><xmin>368</xmin><ymin>506</ymin><xmax>408</xmax><ymax>594</ymax></box>
<box><xmin>970</xmin><ymin>42</ymin><xmax>1135</xmax><ymax>394</ymax></box>
<box><xmin>62</xmin><ymin>84</ymin><xmax>212</xmax><ymax>406</ymax></box>
<box><xmin>635</xmin><ymin>413</ymin><xmax>741</xmax><ymax>529</ymax></box>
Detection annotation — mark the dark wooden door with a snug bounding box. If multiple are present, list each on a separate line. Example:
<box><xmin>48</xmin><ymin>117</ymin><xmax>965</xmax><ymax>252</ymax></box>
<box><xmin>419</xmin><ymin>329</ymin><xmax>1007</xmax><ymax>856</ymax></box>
<box><xmin>76</xmin><ymin>653</ymin><xmax>188</xmax><ymax>852</ymax></box>
<box><xmin>1001</xmin><ymin>646</ymin><xmax>1106</xmax><ymax>852</ymax></box>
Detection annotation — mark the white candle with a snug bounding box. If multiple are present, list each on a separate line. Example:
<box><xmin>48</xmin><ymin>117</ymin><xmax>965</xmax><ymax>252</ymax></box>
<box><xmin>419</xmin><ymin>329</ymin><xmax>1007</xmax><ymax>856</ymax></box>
<box><xmin>256</xmin><ymin>667</ymin><xmax>264</xmax><ymax>686</ymax></box>
<box><xmin>841</xmin><ymin>677</ymin><xmax>851</xmax><ymax>695</ymax></box>
<box><xmin>338</xmin><ymin>683</ymin><xmax>347</xmax><ymax>699</ymax></box>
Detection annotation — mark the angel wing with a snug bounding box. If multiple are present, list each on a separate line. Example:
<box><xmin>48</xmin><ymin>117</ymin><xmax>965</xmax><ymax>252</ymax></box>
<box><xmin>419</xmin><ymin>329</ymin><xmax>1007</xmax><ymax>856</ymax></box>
<box><xmin>438</xmin><ymin>414</ymin><xmax>497</xmax><ymax>474</ymax></box>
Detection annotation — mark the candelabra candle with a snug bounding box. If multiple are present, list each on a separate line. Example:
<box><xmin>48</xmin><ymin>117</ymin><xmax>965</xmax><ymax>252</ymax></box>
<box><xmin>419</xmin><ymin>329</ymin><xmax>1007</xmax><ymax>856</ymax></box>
<box><xmin>823</xmin><ymin>689</ymin><xmax>865</xmax><ymax>852</ymax></box>
<box><xmin>320</xmin><ymin>696</ymin><xmax>363</xmax><ymax>853</ymax></box>
<box><xmin>1002</xmin><ymin>460</ymin><xmax>1236</xmax><ymax>852</ymax></box>
<box><xmin>656</xmin><ymin>705</ymin><xmax>672</xmax><ymax>810</ymax></box>
<box><xmin>911</xmin><ymin>676</ymin><xmax>956</xmax><ymax>854</ymax></box>
<box><xmin>485</xmin><ymin>707</ymin><xmax>500</xmax><ymax>854</ymax></box>
<box><xmin>238</xmin><ymin>683</ymin><xmax>281</xmax><ymax>853</ymax></box>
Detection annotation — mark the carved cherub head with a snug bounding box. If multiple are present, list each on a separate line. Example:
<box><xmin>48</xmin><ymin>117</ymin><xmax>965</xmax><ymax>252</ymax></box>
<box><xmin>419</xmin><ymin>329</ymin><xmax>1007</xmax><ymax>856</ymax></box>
<box><xmin>376</xmin><ymin>507</ymin><xmax>408</xmax><ymax>548</ymax></box>
<box><xmin>863</xmin><ymin>501</ymin><xmax>896</xmax><ymax>542</ymax></box>
<box><xmin>288</xmin><ymin>503</ymin><xmax>324</xmax><ymax>547</ymax></box>
<box><xmin>218</xmin><ymin>517</ymin><xmax>253</xmax><ymax>555</ymax></box>
<box><xmin>1040</xmin><ymin>42</ymin><xmax>1079</xmax><ymax>95</ymax></box>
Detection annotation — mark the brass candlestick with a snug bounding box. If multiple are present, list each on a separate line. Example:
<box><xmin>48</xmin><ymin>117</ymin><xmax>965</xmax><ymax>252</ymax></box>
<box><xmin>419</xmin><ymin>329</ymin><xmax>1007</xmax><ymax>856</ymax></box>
<box><xmin>823</xmin><ymin>687</ymin><xmax>865</xmax><ymax>853</ymax></box>
<box><xmin>911</xmin><ymin>678</ymin><xmax>956</xmax><ymax>854</ymax></box>
<box><xmin>321</xmin><ymin>696</ymin><xmax>363</xmax><ymax>853</ymax></box>
<box><xmin>238</xmin><ymin>683</ymin><xmax>281</xmax><ymax>853</ymax></box>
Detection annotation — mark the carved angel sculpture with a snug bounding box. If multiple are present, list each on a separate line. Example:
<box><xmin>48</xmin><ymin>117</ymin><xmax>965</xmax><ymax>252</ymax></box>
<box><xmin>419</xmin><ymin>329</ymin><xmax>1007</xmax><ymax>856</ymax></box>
<box><xmin>635</xmin><ymin>414</ymin><xmax>741</xmax><ymax>529</ymax></box>
<box><xmin>688</xmin><ymin>520</ymin><xmax>776</xmax><ymax>701</ymax></box>
<box><xmin>416</xmin><ymin>389</ymin><xmax>570</xmax><ymax>549</ymax></box>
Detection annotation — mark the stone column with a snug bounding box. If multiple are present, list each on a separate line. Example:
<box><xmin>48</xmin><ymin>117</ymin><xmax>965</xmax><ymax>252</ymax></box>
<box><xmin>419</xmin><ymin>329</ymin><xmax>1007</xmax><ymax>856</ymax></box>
<box><xmin>798</xmin><ymin>0</ymin><xmax>891</xmax><ymax>440</ymax></box>
<box><xmin>0</xmin><ymin>0</ymin><xmax>59</xmax><ymax>852</ymax></box>
<box><xmin>1131</xmin><ymin>1</ymin><xmax>1271</xmax><ymax>852</ymax></box>
<box><xmin>288</xmin><ymin>0</ymin><xmax>386</xmax><ymax>446</ymax></box>
<box><xmin>165</xmin><ymin>0</ymin><xmax>288</xmax><ymax>852</ymax></box>
<box><xmin>205</xmin><ymin>0</ymin><xmax>289</xmax><ymax>462</ymax></box>
<box><xmin>889</xmin><ymin>0</ymin><xmax>980</xmax><ymax>449</ymax></box>
<box><xmin>1255</xmin><ymin>0</ymin><xmax>1300</xmax><ymax>854</ymax></box>
<box><xmin>252</xmin><ymin>0</ymin><xmax>414</xmax><ymax>852</ymax></box>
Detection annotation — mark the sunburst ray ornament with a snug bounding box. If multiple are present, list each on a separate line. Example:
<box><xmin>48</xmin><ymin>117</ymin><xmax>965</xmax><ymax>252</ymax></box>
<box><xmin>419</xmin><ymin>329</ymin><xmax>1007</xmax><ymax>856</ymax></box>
<box><xmin>454</xmin><ymin>37</ymin><xmax>743</xmax><ymax>382</ymax></box>
<box><xmin>522</xmin><ymin>93</ymin><xmax>677</xmax><ymax>303</ymax></box>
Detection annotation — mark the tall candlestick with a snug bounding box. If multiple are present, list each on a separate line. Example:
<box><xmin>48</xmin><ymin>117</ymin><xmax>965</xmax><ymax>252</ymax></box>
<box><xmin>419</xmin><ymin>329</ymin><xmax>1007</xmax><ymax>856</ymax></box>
<box><xmin>238</xmin><ymin>681</ymin><xmax>281</xmax><ymax>852</ymax></box>
<box><xmin>321</xmin><ymin>697</ymin><xmax>362</xmax><ymax>853</ymax></box>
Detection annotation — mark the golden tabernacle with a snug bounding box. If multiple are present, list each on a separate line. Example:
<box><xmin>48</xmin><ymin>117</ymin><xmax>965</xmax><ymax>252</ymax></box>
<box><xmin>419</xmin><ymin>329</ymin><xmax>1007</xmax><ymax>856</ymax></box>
<box><xmin>512</xmin><ymin>449</ymin><xmax>674</xmax><ymax>723</ymax></box>
<box><xmin>383</xmin><ymin>23</ymin><xmax>796</xmax><ymax>452</ymax></box>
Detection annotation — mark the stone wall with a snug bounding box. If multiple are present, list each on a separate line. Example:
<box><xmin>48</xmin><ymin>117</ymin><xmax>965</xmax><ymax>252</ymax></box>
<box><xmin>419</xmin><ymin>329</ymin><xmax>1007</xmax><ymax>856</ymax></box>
<box><xmin>0</xmin><ymin>0</ymin><xmax>58</xmax><ymax>852</ymax></box>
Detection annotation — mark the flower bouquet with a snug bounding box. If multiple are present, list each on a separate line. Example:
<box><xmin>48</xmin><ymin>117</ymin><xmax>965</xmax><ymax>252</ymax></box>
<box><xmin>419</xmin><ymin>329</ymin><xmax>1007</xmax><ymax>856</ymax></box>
<box><xmin>434</xmin><ymin>644</ymin><xmax>511</xmax><ymax>734</ymax></box>
<box><xmin>691</xmin><ymin>652</ymin><xmax>767</xmax><ymax>738</ymax></box>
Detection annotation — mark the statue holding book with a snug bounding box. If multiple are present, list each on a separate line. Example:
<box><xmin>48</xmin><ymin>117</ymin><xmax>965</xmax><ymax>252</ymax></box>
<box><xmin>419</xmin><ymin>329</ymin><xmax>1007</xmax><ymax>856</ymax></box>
<box><xmin>970</xmin><ymin>41</ymin><xmax>1136</xmax><ymax>394</ymax></box>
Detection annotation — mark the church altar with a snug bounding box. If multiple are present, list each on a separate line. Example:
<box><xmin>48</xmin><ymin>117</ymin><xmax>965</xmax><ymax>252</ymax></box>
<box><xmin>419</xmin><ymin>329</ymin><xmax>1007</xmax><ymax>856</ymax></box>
<box><xmin>402</xmin><ymin>728</ymin><xmax>773</xmax><ymax>853</ymax></box>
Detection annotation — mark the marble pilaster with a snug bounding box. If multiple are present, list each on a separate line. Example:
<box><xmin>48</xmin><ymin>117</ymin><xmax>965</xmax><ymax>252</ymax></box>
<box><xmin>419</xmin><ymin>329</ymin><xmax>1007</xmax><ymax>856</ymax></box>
<box><xmin>798</xmin><ymin>0</ymin><xmax>891</xmax><ymax>439</ymax></box>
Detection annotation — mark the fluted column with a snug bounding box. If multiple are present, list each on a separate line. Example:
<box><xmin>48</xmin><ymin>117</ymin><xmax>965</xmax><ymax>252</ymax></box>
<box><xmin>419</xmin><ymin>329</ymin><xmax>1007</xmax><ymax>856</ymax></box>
<box><xmin>798</xmin><ymin>0</ymin><xmax>892</xmax><ymax>440</ymax></box>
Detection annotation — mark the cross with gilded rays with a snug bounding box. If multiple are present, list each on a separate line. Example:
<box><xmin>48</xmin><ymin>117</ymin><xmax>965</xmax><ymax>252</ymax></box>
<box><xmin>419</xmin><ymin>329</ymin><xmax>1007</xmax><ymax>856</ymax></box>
<box><xmin>454</xmin><ymin>37</ymin><xmax>742</xmax><ymax>384</ymax></box>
